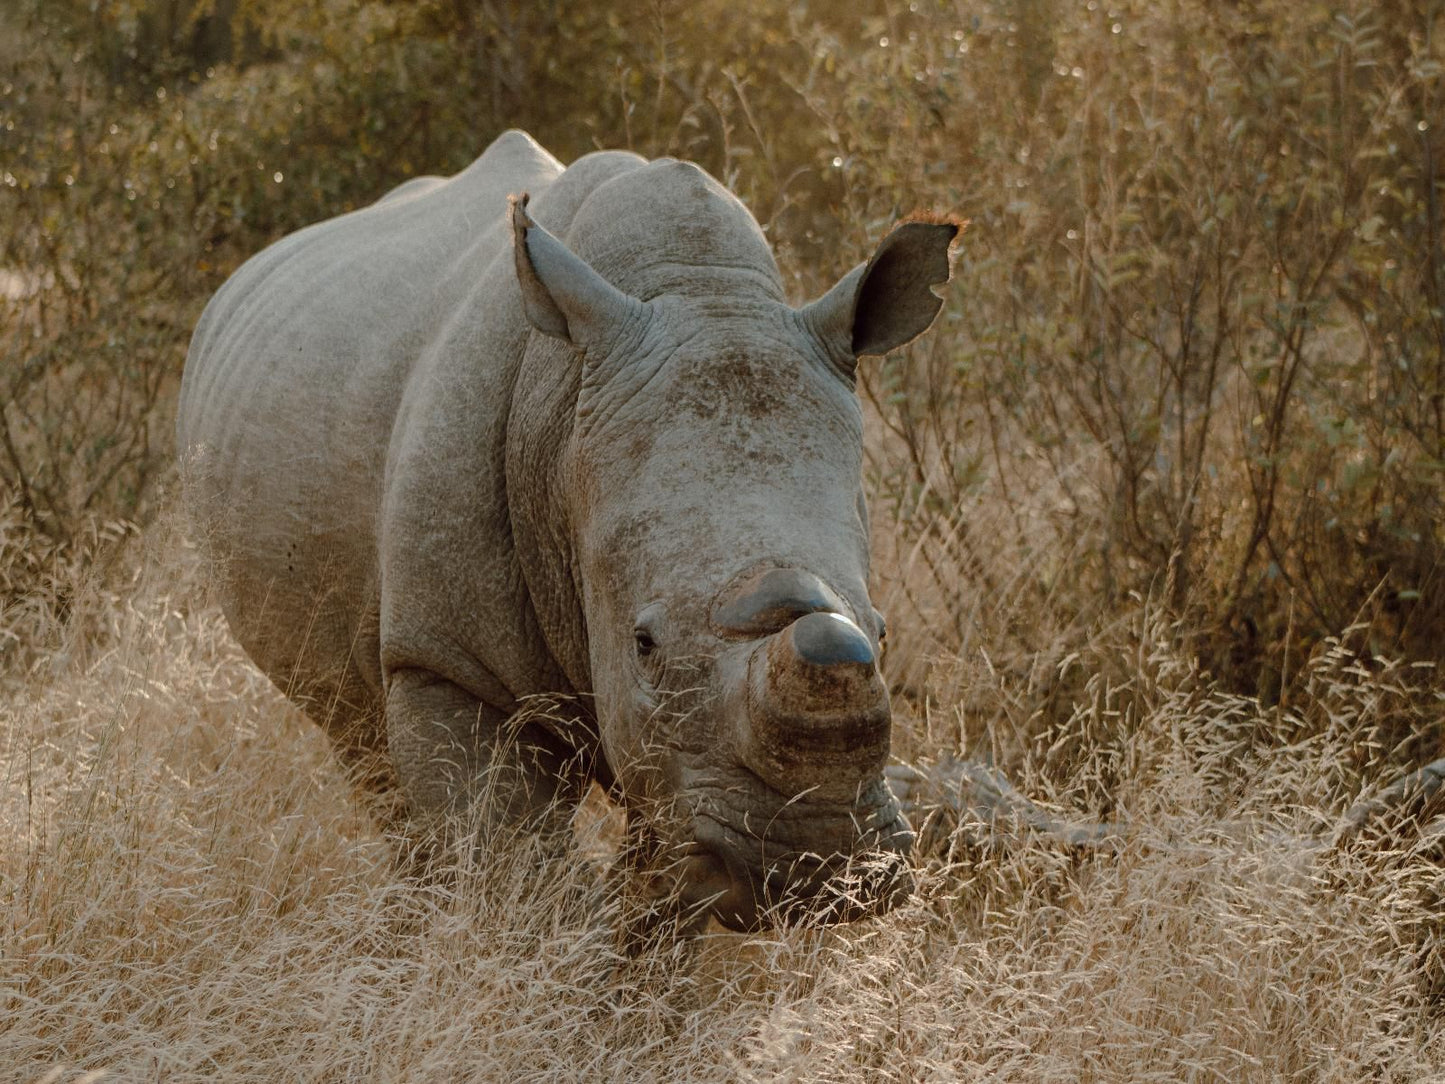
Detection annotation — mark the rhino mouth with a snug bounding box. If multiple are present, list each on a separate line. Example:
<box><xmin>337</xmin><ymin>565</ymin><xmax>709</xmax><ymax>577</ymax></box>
<box><xmin>677</xmin><ymin>776</ymin><xmax>915</xmax><ymax>931</ymax></box>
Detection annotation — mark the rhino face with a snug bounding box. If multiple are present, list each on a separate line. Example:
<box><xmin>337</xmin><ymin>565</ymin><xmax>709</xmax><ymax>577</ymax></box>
<box><xmin>509</xmin><ymin>192</ymin><xmax>957</xmax><ymax>930</ymax></box>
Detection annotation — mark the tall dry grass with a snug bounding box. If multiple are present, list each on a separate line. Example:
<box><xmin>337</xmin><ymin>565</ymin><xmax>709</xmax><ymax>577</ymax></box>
<box><xmin>6</xmin><ymin>0</ymin><xmax>1445</xmax><ymax>1078</ymax></box>
<box><xmin>4</xmin><ymin>517</ymin><xmax>1445</xmax><ymax>1082</ymax></box>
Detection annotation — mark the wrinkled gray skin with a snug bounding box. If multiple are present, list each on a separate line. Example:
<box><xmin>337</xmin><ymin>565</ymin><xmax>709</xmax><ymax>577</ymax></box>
<box><xmin>178</xmin><ymin>130</ymin><xmax>959</xmax><ymax>931</ymax></box>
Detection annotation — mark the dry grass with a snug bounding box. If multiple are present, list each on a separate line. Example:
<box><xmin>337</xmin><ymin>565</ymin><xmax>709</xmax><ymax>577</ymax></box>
<box><xmin>6</xmin><ymin>2</ymin><xmax>1445</xmax><ymax>1077</ymax></box>
<box><xmin>2</xmin><ymin>515</ymin><xmax>1443</xmax><ymax>1082</ymax></box>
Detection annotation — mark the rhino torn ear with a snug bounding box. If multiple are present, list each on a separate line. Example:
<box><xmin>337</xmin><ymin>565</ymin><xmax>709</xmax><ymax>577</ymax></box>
<box><xmin>802</xmin><ymin>217</ymin><xmax>962</xmax><ymax>362</ymax></box>
<box><xmin>509</xmin><ymin>193</ymin><xmax>645</xmax><ymax>351</ymax></box>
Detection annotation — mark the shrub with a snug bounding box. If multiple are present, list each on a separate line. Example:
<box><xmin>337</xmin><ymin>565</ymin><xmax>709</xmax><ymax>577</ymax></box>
<box><xmin>3</xmin><ymin>0</ymin><xmax>1443</xmax><ymax>737</ymax></box>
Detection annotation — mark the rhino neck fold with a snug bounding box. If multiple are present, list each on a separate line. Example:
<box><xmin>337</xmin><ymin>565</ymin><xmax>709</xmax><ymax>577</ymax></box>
<box><xmin>505</xmin><ymin>330</ymin><xmax>594</xmax><ymax>699</ymax></box>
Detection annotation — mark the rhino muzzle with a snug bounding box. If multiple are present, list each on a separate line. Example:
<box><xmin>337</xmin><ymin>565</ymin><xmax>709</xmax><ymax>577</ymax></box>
<box><xmin>676</xmin><ymin>768</ymin><xmax>914</xmax><ymax>931</ymax></box>
<box><xmin>687</xmin><ymin>813</ymin><xmax>915</xmax><ymax>931</ymax></box>
<box><xmin>671</xmin><ymin>569</ymin><xmax>910</xmax><ymax>929</ymax></box>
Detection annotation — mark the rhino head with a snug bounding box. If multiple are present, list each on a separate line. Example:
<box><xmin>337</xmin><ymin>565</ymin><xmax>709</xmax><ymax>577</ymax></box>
<box><xmin>507</xmin><ymin>174</ymin><xmax>957</xmax><ymax>931</ymax></box>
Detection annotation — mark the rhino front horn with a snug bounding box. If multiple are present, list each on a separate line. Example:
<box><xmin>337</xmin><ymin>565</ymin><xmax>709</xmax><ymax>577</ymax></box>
<box><xmin>742</xmin><ymin>612</ymin><xmax>892</xmax><ymax>799</ymax></box>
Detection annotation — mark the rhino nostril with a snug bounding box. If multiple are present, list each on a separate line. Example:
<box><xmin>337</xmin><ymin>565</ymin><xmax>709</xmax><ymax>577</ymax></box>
<box><xmin>790</xmin><ymin>611</ymin><xmax>875</xmax><ymax>667</ymax></box>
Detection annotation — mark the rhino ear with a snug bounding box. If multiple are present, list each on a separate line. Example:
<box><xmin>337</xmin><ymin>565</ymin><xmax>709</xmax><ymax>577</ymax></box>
<box><xmin>803</xmin><ymin>217</ymin><xmax>962</xmax><ymax>361</ymax></box>
<box><xmin>509</xmin><ymin>193</ymin><xmax>645</xmax><ymax>350</ymax></box>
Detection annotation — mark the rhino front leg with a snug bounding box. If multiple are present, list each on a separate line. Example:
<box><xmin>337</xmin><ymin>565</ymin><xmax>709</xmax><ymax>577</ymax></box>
<box><xmin>384</xmin><ymin>669</ymin><xmax>586</xmax><ymax>848</ymax></box>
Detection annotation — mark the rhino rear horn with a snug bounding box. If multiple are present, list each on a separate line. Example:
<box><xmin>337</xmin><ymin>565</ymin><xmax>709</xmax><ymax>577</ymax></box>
<box><xmin>803</xmin><ymin>216</ymin><xmax>962</xmax><ymax>362</ymax></box>
<box><xmin>509</xmin><ymin>193</ymin><xmax>647</xmax><ymax>351</ymax></box>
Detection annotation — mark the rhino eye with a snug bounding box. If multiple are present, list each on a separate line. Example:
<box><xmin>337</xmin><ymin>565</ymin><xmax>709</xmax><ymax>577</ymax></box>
<box><xmin>634</xmin><ymin>627</ymin><xmax>657</xmax><ymax>658</ymax></box>
<box><xmin>873</xmin><ymin>608</ymin><xmax>888</xmax><ymax>643</ymax></box>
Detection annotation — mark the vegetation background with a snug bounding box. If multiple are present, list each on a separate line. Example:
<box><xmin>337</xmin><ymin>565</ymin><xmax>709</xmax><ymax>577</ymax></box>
<box><xmin>4</xmin><ymin>0</ymin><xmax>1445</xmax><ymax>1078</ymax></box>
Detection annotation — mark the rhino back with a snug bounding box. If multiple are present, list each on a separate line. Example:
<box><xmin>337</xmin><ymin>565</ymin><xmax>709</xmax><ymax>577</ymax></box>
<box><xmin>178</xmin><ymin>129</ymin><xmax>564</xmax><ymax>731</ymax></box>
<box><xmin>376</xmin><ymin>148</ymin><xmax>651</xmax><ymax>708</ymax></box>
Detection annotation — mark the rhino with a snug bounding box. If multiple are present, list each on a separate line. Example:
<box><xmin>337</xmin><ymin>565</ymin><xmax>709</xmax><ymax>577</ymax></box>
<box><xmin>177</xmin><ymin>129</ymin><xmax>960</xmax><ymax>932</ymax></box>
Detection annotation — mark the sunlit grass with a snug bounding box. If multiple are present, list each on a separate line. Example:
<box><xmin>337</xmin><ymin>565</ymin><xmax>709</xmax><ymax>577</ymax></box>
<box><xmin>3</xmin><ymin>520</ymin><xmax>1443</xmax><ymax>1082</ymax></box>
<box><xmin>4</xmin><ymin>1</ymin><xmax>1445</xmax><ymax>1077</ymax></box>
